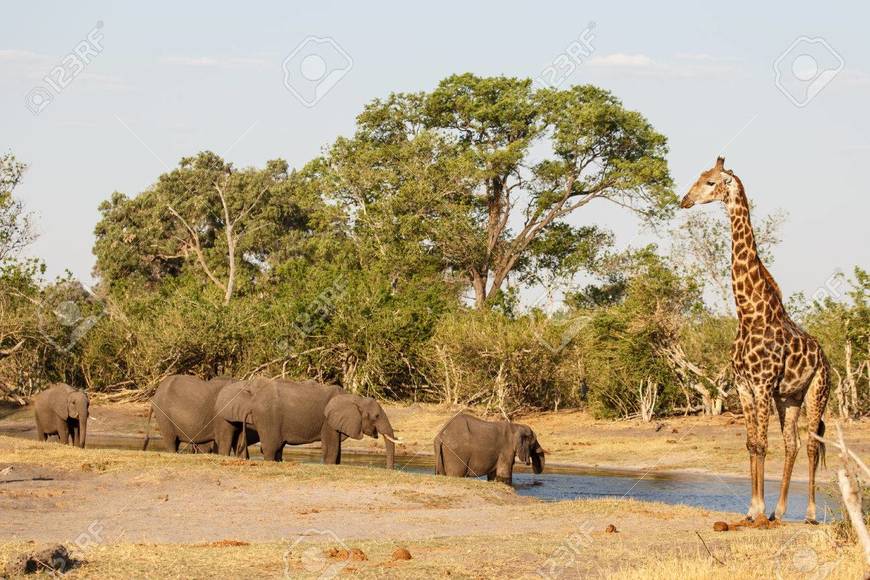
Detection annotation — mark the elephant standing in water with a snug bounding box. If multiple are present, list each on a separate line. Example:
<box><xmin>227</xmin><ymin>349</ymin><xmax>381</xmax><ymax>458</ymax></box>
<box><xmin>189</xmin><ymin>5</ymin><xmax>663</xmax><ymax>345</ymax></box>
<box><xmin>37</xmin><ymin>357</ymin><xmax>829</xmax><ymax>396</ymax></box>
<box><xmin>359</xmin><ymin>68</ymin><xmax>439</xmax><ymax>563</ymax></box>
<box><xmin>249</xmin><ymin>380</ymin><xmax>398</xmax><ymax>468</ymax></box>
<box><xmin>33</xmin><ymin>383</ymin><xmax>89</xmax><ymax>448</ymax></box>
<box><xmin>434</xmin><ymin>414</ymin><xmax>545</xmax><ymax>484</ymax></box>
<box><xmin>143</xmin><ymin>375</ymin><xmax>236</xmax><ymax>452</ymax></box>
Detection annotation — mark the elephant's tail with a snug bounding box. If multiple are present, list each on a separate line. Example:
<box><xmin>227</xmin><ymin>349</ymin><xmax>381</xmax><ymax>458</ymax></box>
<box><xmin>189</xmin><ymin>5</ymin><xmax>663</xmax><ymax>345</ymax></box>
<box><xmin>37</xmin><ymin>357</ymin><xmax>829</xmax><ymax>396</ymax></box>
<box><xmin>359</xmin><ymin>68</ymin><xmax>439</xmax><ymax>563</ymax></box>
<box><xmin>142</xmin><ymin>406</ymin><xmax>154</xmax><ymax>451</ymax></box>
<box><xmin>434</xmin><ymin>436</ymin><xmax>444</xmax><ymax>475</ymax></box>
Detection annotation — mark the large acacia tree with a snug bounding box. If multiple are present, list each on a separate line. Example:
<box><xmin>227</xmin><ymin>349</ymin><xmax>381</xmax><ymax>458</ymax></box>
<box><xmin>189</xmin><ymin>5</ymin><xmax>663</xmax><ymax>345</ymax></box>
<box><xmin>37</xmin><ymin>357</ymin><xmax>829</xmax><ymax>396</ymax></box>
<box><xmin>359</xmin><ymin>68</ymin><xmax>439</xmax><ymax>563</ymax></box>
<box><xmin>324</xmin><ymin>74</ymin><xmax>675</xmax><ymax>308</ymax></box>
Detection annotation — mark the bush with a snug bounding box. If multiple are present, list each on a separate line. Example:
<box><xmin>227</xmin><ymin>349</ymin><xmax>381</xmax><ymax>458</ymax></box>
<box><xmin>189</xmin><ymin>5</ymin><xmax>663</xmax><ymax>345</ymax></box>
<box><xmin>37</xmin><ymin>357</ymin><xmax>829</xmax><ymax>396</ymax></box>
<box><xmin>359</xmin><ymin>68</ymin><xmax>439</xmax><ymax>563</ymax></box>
<box><xmin>422</xmin><ymin>309</ymin><xmax>585</xmax><ymax>414</ymax></box>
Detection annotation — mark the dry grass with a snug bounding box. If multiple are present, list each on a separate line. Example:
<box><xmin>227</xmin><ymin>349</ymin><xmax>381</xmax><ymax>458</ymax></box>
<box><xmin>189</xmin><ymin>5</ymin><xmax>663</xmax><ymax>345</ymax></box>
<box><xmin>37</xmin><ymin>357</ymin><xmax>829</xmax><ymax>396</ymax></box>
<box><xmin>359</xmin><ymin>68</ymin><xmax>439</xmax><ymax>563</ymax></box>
<box><xmin>0</xmin><ymin>435</ymin><xmax>516</xmax><ymax>503</ymax></box>
<box><xmin>0</xmin><ymin>524</ymin><xmax>860</xmax><ymax>579</ymax></box>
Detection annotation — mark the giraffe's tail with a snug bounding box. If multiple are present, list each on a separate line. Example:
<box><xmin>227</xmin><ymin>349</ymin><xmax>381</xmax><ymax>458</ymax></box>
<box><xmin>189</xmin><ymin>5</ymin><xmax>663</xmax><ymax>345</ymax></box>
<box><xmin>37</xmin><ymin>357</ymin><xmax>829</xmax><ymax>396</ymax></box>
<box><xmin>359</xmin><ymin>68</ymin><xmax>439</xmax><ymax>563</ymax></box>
<box><xmin>816</xmin><ymin>419</ymin><xmax>826</xmax><ymax>470</ymax></box>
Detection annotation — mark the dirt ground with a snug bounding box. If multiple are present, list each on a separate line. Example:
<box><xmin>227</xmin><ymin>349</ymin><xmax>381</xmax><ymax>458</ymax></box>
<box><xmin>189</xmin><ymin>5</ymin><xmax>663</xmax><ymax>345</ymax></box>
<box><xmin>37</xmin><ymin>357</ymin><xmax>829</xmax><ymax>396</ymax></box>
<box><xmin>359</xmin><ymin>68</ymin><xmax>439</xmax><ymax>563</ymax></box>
<box><xmin>0</xmin><ymin>436</ymin><xmax>863</xmax><ymax>578</ymax></box>
<box><xmin>3</xmin><ymin>400</ymin><xmax>870</xmax><ymax>480</ymax></box>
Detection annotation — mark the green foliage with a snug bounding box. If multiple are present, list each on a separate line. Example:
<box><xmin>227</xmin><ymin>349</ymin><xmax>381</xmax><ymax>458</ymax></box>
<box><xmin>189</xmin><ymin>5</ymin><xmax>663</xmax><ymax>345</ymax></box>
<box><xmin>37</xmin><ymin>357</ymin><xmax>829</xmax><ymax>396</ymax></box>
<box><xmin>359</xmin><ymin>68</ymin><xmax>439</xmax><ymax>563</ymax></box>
<box><xmin>423</xmin><ymin>308</ymin><xmax>585</xmax><ymax>413</ymax></box>
<box><xmin>578</xmin><ymin>248</ymin><xmax>699</xmax><ymax>418</ymax></box>
<box><xmin>797</xmin><ymin>268</ymin><xmax>870</xmax><ymax>416</ymax></box>
<box><xmin>0</xmin><ymin>153</ymin><xmax>35</xmax><ymax>265</ymax></box>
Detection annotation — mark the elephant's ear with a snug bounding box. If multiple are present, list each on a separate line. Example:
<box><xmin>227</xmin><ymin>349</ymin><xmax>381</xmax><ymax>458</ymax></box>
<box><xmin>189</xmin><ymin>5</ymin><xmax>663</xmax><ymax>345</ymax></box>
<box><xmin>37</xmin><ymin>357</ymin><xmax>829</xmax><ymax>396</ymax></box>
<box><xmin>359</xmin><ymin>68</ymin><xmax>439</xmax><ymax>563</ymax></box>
<box><xmin>325</xmin><ymin>395</ymin><xmax>363</xmax><ymax>440</ymax></box>
<box><xmin>513</xmin><ymin>425</ymin><xmax>531</xmax><ymax>464</ymax></box>
<box><xmin>48</xmin><ymin>387</ymin><xmax>70</xmax><ymax>418</ymax></box>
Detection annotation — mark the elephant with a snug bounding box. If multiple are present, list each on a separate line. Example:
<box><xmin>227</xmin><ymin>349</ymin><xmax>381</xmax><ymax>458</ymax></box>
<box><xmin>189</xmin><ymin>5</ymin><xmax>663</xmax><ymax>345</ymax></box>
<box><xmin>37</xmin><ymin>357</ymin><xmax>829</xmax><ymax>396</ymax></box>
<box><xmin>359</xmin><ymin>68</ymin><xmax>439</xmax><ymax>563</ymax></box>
<box><xmin>213</xmin><ymin>378</ymin><xmax>265</xmax><ymax>458</ymax></box>
<box><xmin>143</xmin><ymin>375</ymin><xmax>237</xmax><ymax>452</ymax></box>
<box><xmin>434</xmin><ymin>413</ymin><xmax>545</xmax><ymax>484</ymax></box>
<box><xmin>248</xmin><ymin>379</ymin><xmax>398</xmax><ymax>468</ymax></box>
<box><xmin>33</xmin><ymin>383</ymin><xmax>89</xmax><ymax>448</ymax></box>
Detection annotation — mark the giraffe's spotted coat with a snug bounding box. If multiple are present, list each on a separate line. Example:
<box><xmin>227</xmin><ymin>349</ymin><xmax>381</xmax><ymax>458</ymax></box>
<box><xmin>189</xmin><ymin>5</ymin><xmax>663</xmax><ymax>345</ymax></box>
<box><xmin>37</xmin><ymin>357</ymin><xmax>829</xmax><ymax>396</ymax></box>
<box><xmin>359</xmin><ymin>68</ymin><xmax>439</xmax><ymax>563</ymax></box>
<box><xmin>680</xmin><ymin>157</ymin><xmax>830</xmax><ymax>522</ymax></box>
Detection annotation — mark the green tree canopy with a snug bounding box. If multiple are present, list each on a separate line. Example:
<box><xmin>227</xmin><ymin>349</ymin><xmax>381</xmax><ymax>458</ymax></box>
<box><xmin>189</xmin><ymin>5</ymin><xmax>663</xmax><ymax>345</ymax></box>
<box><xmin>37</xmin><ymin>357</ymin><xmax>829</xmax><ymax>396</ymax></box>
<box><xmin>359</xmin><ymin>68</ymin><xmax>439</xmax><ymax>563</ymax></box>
<box><xmin>324</xmin><ymin>74</ymin><xmax>674</xmax><ymax>308</ymax></box>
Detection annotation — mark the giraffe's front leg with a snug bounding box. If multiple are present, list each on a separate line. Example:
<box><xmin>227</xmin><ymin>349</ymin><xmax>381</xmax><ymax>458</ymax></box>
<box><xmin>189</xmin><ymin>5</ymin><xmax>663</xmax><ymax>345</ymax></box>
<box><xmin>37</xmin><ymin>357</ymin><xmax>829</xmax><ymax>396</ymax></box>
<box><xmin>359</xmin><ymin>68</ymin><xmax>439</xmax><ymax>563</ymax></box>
<box><xmin>750</xmin><ymin>386</ymin><xmax>774</xmax><ymax>520</ymax></box>
<box><xmin>735</xmin><ymin>375</ymin><xmax>762</xmax><ymax>519</ymax></box>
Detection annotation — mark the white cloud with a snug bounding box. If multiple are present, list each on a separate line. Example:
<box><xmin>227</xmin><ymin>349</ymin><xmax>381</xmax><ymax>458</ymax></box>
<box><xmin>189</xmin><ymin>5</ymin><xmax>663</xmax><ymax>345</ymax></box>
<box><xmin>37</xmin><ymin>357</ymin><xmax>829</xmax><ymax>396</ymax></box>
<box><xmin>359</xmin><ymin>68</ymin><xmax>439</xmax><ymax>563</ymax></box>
<box><xmin>585</xmin><ymin>52</ymin><xmax>739</xmax><ymax>79</ymax></box>
<box><xmin>0</xmin><ymin>47</ymin><xmax>130</xmax><ymax>92</ymax></box>
<box><xmin>0</xmin><ymin>49</ymin><xmax>44</xmax><ymax>62</ymax></box>
<box><xmin>839</xmin><ymin>68</ymin><xmax>870</xmax><ymax>87</ymax></box>
<box><xmin>161</xmin><ymin>55</ymin><xmax>269</xmax><ymax>68</ymax></box>
<box><xmin>587</xmin><ymin>53</ymin><xmax>654</xmax><ymax>68</ymax></box>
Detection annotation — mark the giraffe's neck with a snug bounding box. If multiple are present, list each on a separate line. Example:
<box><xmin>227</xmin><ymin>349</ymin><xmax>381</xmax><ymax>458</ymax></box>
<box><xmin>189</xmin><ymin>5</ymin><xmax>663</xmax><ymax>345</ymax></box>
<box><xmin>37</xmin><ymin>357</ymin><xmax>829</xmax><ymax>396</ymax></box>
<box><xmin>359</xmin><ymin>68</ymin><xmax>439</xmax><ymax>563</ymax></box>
<box><xmin>725</xmin><ymin>178</ymin><xmax>779</xmax><ymax>318</ymax></box>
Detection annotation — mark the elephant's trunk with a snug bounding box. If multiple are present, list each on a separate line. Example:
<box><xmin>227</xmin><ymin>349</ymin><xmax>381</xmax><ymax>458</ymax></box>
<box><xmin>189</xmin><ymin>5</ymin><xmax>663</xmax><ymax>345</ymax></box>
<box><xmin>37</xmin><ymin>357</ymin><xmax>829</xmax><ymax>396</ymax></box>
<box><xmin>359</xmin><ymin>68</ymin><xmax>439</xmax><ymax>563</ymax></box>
<box><xmin>376</xmin><ymin>415</ymin><xmax>396</xmax><ymax>470</ymax></box>
<box><xmin>531</xmin><ymin>445</ymin><xmax>545</xmax><ymax>474</ymax></box>
<box><xmin>78</xmin><ymin>407</ymin><xmax>88</xmax><ymax>449</ymax></box>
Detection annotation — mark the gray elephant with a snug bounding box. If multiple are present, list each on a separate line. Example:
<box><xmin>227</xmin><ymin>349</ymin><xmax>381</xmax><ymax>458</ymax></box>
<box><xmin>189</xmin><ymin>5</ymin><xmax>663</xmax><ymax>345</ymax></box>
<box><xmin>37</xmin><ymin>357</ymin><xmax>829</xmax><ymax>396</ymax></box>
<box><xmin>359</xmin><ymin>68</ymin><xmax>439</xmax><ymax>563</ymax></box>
<box><xmin>143</xmin><ymin>375</ymin><xmax>236</xmax><ymax>452</ymax></box>
<box><xmin>249</xmin><ymin>380</ymin><xmax>398</xmax><ymax>467</ymax></box>
<box><xmin>213</xmin><ymin>378</ymin><xmax>264</xmax><ymax>458</ymax></box>
<box><xmin>434</xmin><ymin>413</ymin><xmax>545</xmax><ymax>484</ymax></box>
<box><xmin>33</xmin><ymin>383</ymin><xmax>89</xmax><ymax>448</ymax></box>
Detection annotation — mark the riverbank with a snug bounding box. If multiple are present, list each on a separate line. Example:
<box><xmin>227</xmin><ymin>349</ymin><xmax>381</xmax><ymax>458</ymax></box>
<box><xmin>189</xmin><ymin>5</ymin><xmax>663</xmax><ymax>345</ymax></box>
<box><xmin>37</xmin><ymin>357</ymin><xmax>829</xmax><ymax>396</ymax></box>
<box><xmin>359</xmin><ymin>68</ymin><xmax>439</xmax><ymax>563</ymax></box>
<box><xmin>0</xmin><ymin>436</ymin><xmax>862</xmax><ymax>578</ymax></box>
<box><xmin>3</xmin><ymin>401</ymin><xmax>869</xmax><ymax>481</ymax></box>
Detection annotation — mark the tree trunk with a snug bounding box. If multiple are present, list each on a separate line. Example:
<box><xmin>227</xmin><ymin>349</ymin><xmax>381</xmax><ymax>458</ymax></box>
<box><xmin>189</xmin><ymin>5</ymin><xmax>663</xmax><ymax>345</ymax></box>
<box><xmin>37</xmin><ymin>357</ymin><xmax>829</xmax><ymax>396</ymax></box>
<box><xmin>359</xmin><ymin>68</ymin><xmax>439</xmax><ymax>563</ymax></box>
<box><xmin>470</xmin><ymin>269</ymin><xmax>487</xmax><ymax>309</ymax></box>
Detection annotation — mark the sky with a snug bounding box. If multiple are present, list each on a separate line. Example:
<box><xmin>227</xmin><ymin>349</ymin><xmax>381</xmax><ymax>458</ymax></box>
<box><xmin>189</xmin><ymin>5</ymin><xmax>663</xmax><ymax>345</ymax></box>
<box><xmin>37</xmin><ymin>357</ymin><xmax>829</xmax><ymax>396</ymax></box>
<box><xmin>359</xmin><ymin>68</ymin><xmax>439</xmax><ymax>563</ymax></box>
<box><xmin>2</xmin><ymin>1</ymin><xmax>868</xmax><ymax>306</ymax></box>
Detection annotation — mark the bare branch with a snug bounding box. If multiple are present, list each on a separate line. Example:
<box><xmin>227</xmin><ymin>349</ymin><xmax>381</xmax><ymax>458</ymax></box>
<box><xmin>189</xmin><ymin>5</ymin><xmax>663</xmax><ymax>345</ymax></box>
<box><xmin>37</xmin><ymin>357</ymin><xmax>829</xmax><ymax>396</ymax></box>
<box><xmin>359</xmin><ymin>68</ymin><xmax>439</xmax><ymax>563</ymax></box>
<box><xmin>167</xmin><ymin>204</ymin><xmax>227</xmax><ymax>293</ymax></box>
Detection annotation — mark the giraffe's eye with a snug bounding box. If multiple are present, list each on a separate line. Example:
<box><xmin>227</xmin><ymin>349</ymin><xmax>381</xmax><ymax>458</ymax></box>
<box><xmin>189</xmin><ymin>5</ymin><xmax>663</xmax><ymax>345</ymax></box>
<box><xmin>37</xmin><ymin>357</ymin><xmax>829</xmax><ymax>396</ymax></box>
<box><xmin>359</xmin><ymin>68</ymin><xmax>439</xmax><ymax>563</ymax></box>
<box><xmin>706</xmin><ymin>181</ymin><xmax>715</xmax><ymax>186</ymax></box>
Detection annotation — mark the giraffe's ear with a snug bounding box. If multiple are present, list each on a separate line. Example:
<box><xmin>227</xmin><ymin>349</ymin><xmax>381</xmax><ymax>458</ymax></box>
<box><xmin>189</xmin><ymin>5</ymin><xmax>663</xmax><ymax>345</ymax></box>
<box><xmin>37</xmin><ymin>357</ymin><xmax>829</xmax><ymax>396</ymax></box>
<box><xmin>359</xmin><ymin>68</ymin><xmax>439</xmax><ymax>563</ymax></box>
<box><xmin>715</xmin><ymin>156</ymin><xmax>725</xmax><ymax>170</ymax></box>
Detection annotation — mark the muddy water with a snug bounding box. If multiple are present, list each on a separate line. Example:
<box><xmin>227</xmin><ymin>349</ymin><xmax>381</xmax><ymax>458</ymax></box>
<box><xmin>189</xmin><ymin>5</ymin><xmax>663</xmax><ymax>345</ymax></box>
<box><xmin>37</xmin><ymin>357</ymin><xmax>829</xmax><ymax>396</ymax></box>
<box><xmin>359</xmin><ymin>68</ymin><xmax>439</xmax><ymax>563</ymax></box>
<box><xmin>2</xmin><ymin>428</ymin><xmax>834</xmax><ymax>522</ymax></box>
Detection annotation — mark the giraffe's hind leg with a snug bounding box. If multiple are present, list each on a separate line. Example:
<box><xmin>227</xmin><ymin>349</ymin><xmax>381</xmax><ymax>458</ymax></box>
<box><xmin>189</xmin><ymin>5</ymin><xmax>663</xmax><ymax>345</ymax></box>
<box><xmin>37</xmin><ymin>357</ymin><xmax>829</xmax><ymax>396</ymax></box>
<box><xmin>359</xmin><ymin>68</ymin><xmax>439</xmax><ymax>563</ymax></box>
<box><xmin>772</xmin><ymin>396</ymin><xmax>801</xmax><ymax>521</ymax></box>
<box><xmin>804</xmin><ymin>362</ymin><xmax>830</xmax><ymax>524</ymax></box>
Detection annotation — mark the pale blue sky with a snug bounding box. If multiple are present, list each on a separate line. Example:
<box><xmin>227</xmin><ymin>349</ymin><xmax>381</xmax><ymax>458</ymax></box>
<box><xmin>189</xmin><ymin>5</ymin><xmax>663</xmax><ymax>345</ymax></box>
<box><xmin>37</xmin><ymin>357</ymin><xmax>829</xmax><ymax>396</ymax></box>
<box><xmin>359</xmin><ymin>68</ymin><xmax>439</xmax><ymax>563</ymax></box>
<box><xmin>2</xmin><ymin>1</ymin><xmax>868</xmax><ymax>302</ymax></box>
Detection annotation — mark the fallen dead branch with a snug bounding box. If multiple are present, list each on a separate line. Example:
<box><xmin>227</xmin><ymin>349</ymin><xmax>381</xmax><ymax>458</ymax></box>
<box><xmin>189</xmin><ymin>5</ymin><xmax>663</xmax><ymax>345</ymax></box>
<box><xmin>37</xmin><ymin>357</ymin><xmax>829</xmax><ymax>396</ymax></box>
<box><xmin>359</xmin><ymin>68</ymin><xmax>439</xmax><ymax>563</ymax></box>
<box><xmin>812</xmin><ymin>423</ymin><xmax>870</xmax><ymax>575</ymax></box>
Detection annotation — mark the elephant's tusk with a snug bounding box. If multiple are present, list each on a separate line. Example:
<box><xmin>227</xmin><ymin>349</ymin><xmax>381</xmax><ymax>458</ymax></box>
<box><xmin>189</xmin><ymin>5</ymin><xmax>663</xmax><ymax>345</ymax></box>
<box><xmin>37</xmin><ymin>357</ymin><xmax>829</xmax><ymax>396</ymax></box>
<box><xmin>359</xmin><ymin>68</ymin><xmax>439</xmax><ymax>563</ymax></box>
<box><xmin>382</xmin><ymin>433</ymin><xmax>403</xmax><ymax>444</ymax></box>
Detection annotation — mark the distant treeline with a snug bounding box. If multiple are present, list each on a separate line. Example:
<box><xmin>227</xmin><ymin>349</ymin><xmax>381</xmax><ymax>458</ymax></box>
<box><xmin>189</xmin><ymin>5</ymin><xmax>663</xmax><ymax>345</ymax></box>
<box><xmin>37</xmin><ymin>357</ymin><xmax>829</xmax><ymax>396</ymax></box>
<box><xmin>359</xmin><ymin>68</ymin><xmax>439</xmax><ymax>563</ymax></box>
<box><xmin>1</xmin><ymin>75</ymin><xmax>867</xmax><ymax>419</ymax></box>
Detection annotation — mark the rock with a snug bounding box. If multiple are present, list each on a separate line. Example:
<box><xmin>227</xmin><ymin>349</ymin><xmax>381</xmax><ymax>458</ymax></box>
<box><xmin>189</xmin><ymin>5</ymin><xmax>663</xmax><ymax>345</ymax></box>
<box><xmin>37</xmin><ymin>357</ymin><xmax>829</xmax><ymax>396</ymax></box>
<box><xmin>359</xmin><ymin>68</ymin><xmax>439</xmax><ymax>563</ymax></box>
<box><xmin>752</xmin><ymin>514</ymin><xmax>770</xmax><ymax>529</ymax></box>
<box><xmin>4</xmin><ymin>544</ymin><xmax>73</xmax><ymax>576</ymax></box>
<box><xmin>605</xmin><ymin>524</ymin><xmax>617</xmax><ymax>533</ymax></box>
<box><xmin>671</xmin><ymin>428</ymin><xmax>679</xmax><ymax>434</ymax></box>
<box><xmin>326</xmin><ymin>547</ymin><xmax>368</xmax><ymax>561</ymax></box>
<box><xmin>392</xmin><ymin>547</ymin><xmax>412</xmax><ymax>561</ymax></box>
<box><xmin>713</xmin><ymin>521</ymin><xmax>729</xmax><ymax>532</ymax></box>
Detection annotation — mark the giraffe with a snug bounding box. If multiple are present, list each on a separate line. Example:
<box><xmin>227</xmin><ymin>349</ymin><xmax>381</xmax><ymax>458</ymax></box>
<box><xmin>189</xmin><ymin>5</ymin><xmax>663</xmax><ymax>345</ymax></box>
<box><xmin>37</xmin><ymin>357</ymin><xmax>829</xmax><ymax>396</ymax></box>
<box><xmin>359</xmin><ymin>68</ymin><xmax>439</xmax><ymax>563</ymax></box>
<box><xmin>680</xmin><ymin>157</ymin><xmax>830</xmax><ymax>523</ymax></box>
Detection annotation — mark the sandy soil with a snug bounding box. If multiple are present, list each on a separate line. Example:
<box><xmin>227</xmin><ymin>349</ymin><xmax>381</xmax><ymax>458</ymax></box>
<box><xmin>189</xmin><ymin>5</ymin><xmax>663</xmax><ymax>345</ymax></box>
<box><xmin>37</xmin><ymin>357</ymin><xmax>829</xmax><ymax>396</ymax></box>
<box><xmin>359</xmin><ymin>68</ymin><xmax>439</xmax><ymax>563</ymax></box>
<box><xmin>0</xmin><ymin>436</ymin><xmax>861</xmax><ymax>579</ymax></box>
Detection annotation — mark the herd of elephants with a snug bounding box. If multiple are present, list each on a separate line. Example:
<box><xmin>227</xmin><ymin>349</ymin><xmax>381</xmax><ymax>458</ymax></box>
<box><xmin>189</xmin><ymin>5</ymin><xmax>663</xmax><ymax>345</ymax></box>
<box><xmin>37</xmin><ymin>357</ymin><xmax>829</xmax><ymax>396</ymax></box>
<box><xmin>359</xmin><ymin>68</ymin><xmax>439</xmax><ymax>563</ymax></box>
<box><xmin>32</xmin><ymin>375</ymin><xmax>546</xmax><ymax>484</ymax></box>
<box><xmin>29</xmin><ymin>157</ymin><xmax>831</xmax><ymax>522</ymax></box>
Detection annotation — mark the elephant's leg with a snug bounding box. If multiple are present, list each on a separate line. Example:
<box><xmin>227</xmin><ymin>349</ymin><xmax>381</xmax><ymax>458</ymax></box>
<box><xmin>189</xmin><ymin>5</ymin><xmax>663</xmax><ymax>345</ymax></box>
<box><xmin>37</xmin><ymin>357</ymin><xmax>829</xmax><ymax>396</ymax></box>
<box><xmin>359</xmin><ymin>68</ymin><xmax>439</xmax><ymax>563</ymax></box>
<box><xmin>36</xmin><ymin>418</ymin><xmax>46</xmax><ymax>442</ymax></box>
<box><xmin>155</xmin><ymin>414</ymin><xmax>180</xmax><ymax>452</ymax></box>
<box><xmin>57</xmin><ymin>421</ymin><xmax>70</xmax><ymax>446</ymax></box>
<box><xmin>214</xmin><ymin>420</ymin><xmax>234</xmax><ymax>456</ymax></box>
<box><xmin>486</xmin><ymin>471</ymin><xmax>496</xmax><ymax>481</ymax></box>
<box><xmin>494</xmin><ymin>457</ymin><xmax>514</xmax><ymax>485</ymax></box>
<box><xmin>321</xmin><ymin>425</ymin><xmax>341</xmax><ymax>465</ymax></box>
<box><xmin>72</xmin><ymin>422</ymin><xmax>81</xmax><ymax>447</ymax></box>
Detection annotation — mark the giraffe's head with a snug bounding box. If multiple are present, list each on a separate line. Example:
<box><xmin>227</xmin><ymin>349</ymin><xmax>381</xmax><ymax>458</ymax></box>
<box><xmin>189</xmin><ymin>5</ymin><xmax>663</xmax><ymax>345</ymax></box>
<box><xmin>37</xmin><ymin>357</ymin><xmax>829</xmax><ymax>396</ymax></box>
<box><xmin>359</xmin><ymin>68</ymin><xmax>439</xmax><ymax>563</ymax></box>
<box><xmin>679</xmin><ymin>156</ymin><xmax>738</xmax><ymax>209</ymax></box>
